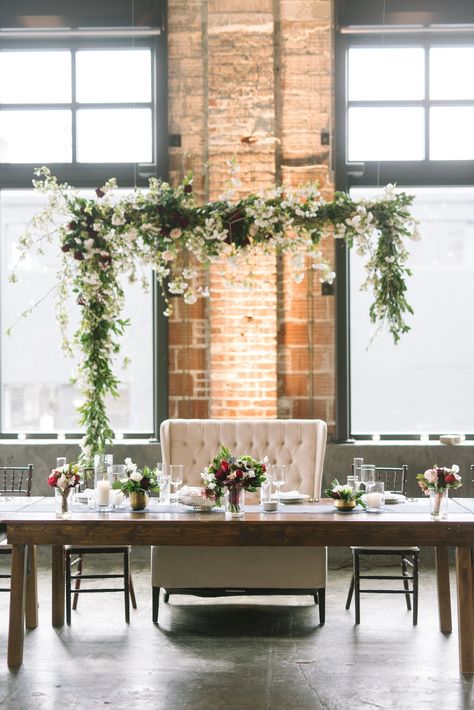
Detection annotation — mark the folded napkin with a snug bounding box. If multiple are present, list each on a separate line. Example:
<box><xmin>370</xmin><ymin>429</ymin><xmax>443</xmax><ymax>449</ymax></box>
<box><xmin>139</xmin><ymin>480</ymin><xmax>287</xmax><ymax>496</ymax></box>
<box><xmin>277</xmin><ymin>490</ymin><xmax>303</xmax><ymax>499</ymax></box>
<box><xmin>176</xmin><ymin>485</ymin><xmax>202</xmax><ymax>499</ymax></box>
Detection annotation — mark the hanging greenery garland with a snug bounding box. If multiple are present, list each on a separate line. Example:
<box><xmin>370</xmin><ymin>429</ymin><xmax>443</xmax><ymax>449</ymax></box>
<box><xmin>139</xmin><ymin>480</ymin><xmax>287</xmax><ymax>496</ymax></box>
<box><xmin>10</xmin><ymin>167</ymin><xmax>419</xmax><ymax>463</ymax></box>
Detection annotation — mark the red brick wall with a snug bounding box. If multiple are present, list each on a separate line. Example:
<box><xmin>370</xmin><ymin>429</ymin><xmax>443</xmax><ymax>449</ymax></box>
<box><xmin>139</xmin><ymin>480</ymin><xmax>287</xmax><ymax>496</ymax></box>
<box><xmin>167</xmin><ymin>0</ymin><xmax>335</xmax><ymax>435</ymax></box>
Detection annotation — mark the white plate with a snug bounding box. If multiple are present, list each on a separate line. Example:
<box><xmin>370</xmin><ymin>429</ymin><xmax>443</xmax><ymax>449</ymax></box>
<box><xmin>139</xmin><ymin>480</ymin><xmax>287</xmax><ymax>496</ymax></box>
<box><xmin>384</xmin><ymin>492</ymin><xmax>406</xmax><ymax>504</ymax></box>
<box><xmin>279</xmin><ymin>494</ymin><xmax>310</xmax><ymax>504</ymax></box>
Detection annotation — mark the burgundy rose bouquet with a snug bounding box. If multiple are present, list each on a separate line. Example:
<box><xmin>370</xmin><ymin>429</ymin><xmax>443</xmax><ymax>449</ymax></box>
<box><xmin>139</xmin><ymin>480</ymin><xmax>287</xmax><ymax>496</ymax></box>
<box><xmin>416</xmin><ymin>465</ymin><xmax>462</xmax><ymax>494</ymax></box>
<box><xmin>48</xmin><ymin>463</ymin><xmax>80</xmax><ymax>516</ymax></box>
<box><xmin>201</xmin><ymin>445</ymin><xmax>267</xmax><ymax>512</ymax></box>
<box><xmin>47</xmin><ymin>463</ymin><xmax>80</xmax><ymax>491</ymax></box>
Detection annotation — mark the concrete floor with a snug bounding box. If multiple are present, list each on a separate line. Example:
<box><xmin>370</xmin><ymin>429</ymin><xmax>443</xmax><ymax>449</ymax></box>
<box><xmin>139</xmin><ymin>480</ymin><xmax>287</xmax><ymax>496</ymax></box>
<box><xmin>0</xmin><ymin>551</ymin><xmax>473</xmax><ymax>710</ymax></box>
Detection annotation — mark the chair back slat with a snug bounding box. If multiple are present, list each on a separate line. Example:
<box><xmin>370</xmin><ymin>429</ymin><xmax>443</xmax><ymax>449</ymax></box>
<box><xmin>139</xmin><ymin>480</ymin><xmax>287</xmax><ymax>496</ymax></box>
<box><xmin>0</xmin><ymin>465</ymin><xmax>33</xmax><ymax>496</ymax></box>
<box><xmin>351</xmin><ymin>464</ymin><xmax>408</xmax><ymax>496</ymax></box>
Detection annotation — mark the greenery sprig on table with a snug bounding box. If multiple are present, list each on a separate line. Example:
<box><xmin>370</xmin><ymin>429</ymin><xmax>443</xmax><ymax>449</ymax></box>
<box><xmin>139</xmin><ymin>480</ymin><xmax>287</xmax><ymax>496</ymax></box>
<box><xmin>10</xmin><ymin>168</ymin><xmax>418</xmax><ymax>464</ymax></box>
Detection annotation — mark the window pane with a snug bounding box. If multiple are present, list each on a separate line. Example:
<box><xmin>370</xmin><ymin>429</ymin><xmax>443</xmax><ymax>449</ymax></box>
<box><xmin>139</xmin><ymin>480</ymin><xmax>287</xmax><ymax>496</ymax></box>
<box><xmin>348</xmin><ymin>107</ymin><xmax>424</xmax><ymax>161</ymax></box>
<box><xmin>76</xmin><ymin>49</ymin><xmax>152</xmax><ymax>103</ymax></box>
<box><xmin>76</xmin><ymin>108</ymin><xmax>152</xmax><ymax>162</ymax></box>
<box><xmin>430</xmin><ymin>47</ymin><xmax>474</xmax><ymax>100</ymax></box>
<box><xmin>348</xmin><ymin>47</ymin><xmax>424</xmax><ymax>101</ymax></box>
<box><xmin>350</xmin><ymin>187</ymin><xmax>474</xmax><ymax>434</ymax></box>
<box><xmin>430</xmin><ymin>107</ymin><xmax>474</xmax><ymax>160</ymax></box>
<box><xmin>0</xmin><ymin>110</ymin><xmax>72</xmax><ymax>162</ymax></box>
<box><xmin>0</xmin><ymin>51</ymin><xmax>71</xmax><ymax>103</ymax></box>
<box><xmin>1</xmin><ymin>190</ymin><xmax>153</xmax><ymax>433</ymax></box>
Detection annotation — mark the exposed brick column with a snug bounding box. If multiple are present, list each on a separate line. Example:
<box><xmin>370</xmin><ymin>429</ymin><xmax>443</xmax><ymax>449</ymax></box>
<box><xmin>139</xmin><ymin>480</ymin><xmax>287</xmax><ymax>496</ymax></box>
<box><xmin>166</xmin><ymin>0</ymin><xmax>336</xmax><ymax>431</ymax></box>
<box><xmin>207</xmin><ymin>2</ymin><xmax>278</xmax><ymax>418</ymax></box>
<box><xmin>276</xmin><ymin>1</ymin><xmax>335</xmax><ymax>434</ymax></box>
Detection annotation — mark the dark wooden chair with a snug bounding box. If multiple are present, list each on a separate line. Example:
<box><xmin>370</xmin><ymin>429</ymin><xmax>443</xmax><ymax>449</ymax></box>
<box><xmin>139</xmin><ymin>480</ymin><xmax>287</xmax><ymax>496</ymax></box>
<box><xmin>0</xmin><ymin>465</ymin><xmax>33</xmax><ymax>592</ymax></box>
<box><xmin>345</xmin><ymin>465</ymin><xmax>419</xmax><ymax>625</ymax></box>
<box><xmin>64</xmin><ymin>467</ymin><xmax>137</xmax><ymax>623</ymax></box>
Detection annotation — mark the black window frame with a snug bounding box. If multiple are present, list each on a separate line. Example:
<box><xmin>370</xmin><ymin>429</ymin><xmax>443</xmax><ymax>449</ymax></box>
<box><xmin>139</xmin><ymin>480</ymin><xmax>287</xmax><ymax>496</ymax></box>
<box><xmin>0</xmin><ymin>0</ymin><xmax>168</xmax><ymax>441</ymax></box>
<box><xmin>335</xmin><ymin>0</ymin><xmax>474</xmax><ymax>442</ymax></box>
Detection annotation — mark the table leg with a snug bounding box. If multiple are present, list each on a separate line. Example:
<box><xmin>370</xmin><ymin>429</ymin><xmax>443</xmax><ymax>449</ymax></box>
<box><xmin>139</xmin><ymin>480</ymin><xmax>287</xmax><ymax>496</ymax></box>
<box><xmin>455</xmin><ymin>546</ymin><xmax>474</xmax><ymax>674</ymax></box>
<box><xmin>52</xmin><ymin>545</ymin><xmax>65</xmax><ymax>627</ymax></box>
<box><xmin>25</xmin><ymin>545</ymin><xmax>38</xmax><ymax>629</ymax></box>
<box><xmin>8</xmin><ymin>544</ymin><xmax>27</xmax><ymax>669</ymax></box>
<box><xmin>435</xmin><ymin>547</ymin><xmax>452</xmax><ymax>633</ymax></box>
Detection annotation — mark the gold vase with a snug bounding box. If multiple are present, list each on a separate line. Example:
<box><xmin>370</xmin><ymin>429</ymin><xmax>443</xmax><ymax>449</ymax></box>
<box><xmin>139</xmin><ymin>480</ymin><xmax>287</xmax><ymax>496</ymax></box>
<box><xmin>334</xmin><ymin>498</ymin><xmax>356</xmax><ymax>511</ymax></box>
<box><xmin>129</xmin><ymin>490</ymin><xmax>149</xmax><ymax>511</ymax></box>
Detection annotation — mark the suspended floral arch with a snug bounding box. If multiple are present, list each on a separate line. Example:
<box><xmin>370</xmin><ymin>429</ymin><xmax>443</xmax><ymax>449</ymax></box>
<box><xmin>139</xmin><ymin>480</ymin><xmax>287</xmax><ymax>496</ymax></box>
<box><xmin>10</xmin><ymin>167</ymin><xmax>418</xmax><ymax>463</ymax></box>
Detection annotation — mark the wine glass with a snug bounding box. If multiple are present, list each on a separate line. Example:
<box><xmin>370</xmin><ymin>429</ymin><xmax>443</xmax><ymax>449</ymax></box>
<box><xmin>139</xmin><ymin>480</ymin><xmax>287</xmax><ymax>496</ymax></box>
<box><xmin>271</xmin><ymin>464</ymin><xmax>286</xmax><ymax>502</ymax></box>
<box><xmin>169</xmin><ymin>464</ymin><xmax>184</xmax><ymax>501</ymax></box>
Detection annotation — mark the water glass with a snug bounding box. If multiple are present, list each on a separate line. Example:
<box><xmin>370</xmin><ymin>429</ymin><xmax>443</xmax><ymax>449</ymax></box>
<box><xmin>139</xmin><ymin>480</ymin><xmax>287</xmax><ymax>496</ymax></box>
<box><xmin>56</xmin><ymin>457</ymin><xmax>67</xmax><ymax>468</ymax></box>
<box><xmin>359</xmin><ymin>464</ymin><xmax>375</xmax><ymax>491</ymax></box>
<box><xmin>352</xmin><ymin>457</ymin><xmax>363</xmax><ymax>478</ymax></box>
<box><xmin>169</xmin><ymin>464</ymin><xmax>184</xmax><ymax>499</ymax></box>
<box><xmin>260</xmin><ymin>476</ymin><xmax>274</xmax><ymax>503</ymax></box>
<box><xmin>157</xmin><ymin>464</ymin><xmax>171</xmax><ymax>505</ymax></box>
<box><xmin>347</xmin><ymin>475</ymin><xmax>359</xmax><ymax>491</ymax></box>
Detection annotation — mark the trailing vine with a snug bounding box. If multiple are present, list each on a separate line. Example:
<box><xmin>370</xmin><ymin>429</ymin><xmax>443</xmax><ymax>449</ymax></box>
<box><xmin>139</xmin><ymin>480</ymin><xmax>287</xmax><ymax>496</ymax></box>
<box><xmin>10</xmin><ymin>168</ymin><xmax>418</xmax><ymax>463</ymax></box>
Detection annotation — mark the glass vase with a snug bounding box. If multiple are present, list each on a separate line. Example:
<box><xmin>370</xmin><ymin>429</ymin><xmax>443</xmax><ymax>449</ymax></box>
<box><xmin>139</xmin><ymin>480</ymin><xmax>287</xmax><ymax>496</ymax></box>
<box><xmin>225</xmin><ymin>487</ymin><xmax>245</xmax><ymax>518</ymax></box>
<box><xmin>430</xmin><ymin>489</ymin><xmax>448</xmax><ymax>519</ymax></box>
<box><xmin>55</xmin><ymin>487</ymin><xmax>73</xmax><ymax>519</ymax></box>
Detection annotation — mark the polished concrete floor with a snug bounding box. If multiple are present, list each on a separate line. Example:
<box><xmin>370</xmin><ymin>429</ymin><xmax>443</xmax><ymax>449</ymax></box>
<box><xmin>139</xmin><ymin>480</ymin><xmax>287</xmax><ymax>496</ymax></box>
<box><xmin>0</xmin><ymin>550</ymin><xmax>472</xmax><ymax>710</ymax></box>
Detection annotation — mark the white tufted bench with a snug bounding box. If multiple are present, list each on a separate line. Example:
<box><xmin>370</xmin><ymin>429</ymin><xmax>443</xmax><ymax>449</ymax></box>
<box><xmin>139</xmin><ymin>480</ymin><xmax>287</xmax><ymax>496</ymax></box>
<box><xmin>151</xmin><ymin>419</ymin><xmax>328</xmax><ymax>623</ymax></box>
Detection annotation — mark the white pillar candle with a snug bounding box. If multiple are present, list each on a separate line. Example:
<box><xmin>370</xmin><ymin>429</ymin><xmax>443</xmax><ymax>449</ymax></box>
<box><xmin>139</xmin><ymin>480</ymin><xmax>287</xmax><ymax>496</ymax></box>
<box><xmin>96</xmin><ymin>479</ymin><xmax>111</xmax><ymax>506</ymax></box>
<box><xmin>366</xmin><ymin>492</ymin><xmax>384</xmax><ymax>508</ymax></box>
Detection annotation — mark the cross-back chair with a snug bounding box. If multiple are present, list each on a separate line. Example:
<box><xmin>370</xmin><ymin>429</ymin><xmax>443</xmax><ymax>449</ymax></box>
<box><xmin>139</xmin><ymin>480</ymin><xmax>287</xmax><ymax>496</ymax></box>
<box><xmin>64</xmin><ymin>466</ymin><xmax>137</xmax><ymax>623</ymax></box>
<box><xmin>345</xmin><ymin>464</ymin><xmax>419</xmax><ymax>624</ymax></box>
<box><xmin>0</xmin><ymin>465</ymin><xmax>33</xmax><ymax>592</ymax></box>
<box><xmin>151</xmin><ymin>418</ymin><xmax>328</xmax><ymax>625</ymax></box>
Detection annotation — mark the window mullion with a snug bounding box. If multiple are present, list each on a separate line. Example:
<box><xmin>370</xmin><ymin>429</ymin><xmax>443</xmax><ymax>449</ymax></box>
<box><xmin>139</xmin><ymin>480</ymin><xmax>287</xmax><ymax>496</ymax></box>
<box><xmin>71</xmin><ymin>48</ymin><xmax>77</xmax><ymax>164</ymax></box>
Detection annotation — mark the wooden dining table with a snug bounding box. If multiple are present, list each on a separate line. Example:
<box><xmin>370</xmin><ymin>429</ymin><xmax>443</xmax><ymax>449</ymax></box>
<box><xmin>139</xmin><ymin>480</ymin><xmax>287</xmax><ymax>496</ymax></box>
<box><xmin>2</xmin><ymin>497</ymin><xmax>474</xmax><ymax>673</ymax></box>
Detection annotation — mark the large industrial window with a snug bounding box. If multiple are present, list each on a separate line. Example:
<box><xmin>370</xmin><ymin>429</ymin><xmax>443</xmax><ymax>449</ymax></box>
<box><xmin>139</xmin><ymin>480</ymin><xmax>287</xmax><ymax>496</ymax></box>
<box><xmin>0</xmin><ymin>1</ymin><xmax>167</xmax><ymax>438</ymax></box>
<box><xmin>335</xmin><ymin>0</ymin><xmax>474</xmax><ymax>440</ymax></box>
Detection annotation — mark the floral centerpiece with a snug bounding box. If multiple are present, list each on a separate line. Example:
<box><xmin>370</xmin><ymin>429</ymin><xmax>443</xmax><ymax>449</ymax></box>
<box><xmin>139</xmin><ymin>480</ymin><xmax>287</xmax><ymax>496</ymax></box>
<box><xmin>325</xmin><ymin>479</ymin><xmax>367</xmax><ymax>511</ymax></box>
<box><xmin>416</xmin><ymin>465</ymin><xmax>462</xmax><ymax>519</ymax></box>
<box><xmin>201</xmin><ymin>445</ymin><xmax>267</xmax><ymax>516</ymax></box>
<box><xmin>47</xmin><ymin>463</ymin><xmax>80</xmax><ymax>517</ymax></box>
<box><xmin>113</xmin><ymin>457</ymin><xmax>159</xmax><ymax>510</ymax></box>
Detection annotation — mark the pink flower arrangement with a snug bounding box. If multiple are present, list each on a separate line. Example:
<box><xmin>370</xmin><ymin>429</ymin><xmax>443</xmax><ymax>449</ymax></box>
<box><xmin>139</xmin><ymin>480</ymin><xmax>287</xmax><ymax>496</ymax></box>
<box><xmin>416</xmin><ymin>465</ymin><xmax>462</xmax><ymax>494</ymax></box>
<box><xmin>47</xmin><ymin>463</ymin><xmax>80</xmax><ymax>491</ymax></box>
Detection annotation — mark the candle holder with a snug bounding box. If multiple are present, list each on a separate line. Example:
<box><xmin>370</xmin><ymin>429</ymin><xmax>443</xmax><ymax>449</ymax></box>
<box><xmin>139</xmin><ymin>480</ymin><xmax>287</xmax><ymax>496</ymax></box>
<box><xmin>93</xmin><ymin>456</ymin><xmax>113</xmax><ymax>511</ymax></box>
<box><xmin>365</xmin><ymin>481</ymin><xmax>385</xmax><ymax>511</ymax></box>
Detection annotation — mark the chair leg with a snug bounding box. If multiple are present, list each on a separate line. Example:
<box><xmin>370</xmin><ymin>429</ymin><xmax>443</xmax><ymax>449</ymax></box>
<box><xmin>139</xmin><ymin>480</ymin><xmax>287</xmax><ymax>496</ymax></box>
<box><xmin>65</xmin><ymin>551</ymin><xmax>72</xmax><ymax>626</ymax></box>
<box><xmin>413</xmin><ymin>552</ymin><xmax>419</xmax><ymax>626</ymax></box>
<box><xmin>346</xmin><ymin>573</ymin><xmax>355</xmax><ymax>610</ymax></box>
<box><xmin>401</xmin><ymin>557</ymin><xmax>412</xmax><ymax>611</ymax></box>
<box><xmin>354</xmin><ymin>552</ymin><xmax>361</xmax><ymax>625</ymax></box>
<box><xmin>164</xmin><ymin>591</ymin><xmax>170</xmax><ymax>603</ymax></box>
<box><xmin>152</xmin><ymin>587</ymin><xmax>160</xmax><ymax>623</ymax></box>
<box><xmin>129</xmin><ymin>571</ymin><xmax>137</xmax><ymax>609</ymax></box>
<box><xmin>124</xmin><ymin>550</ymin><xmax>130</xmax><ymax>623</ymax></box>
<box><xmin>72</xmin><ymin>553</ymin><xmax>84</xmax><ymax>610</ymax></box>
<box><xmin>317</xmin><ymin>588</ymin><xmax>325</xmax><ymax>625</ymax></box>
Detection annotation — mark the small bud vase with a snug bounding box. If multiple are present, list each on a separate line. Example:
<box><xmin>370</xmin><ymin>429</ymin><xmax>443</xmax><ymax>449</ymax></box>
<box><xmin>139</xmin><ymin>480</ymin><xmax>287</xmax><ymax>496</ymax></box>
<box><xmin>129</xmin><ymin>490</ymin><xmax>149</xmax><ymax>511</ymax></box>
<box><xmin>430</xmin><ymin>489</ymin><xmax>448</xmax><ymax>519</ymax></box>
<box><xmin>55</xmin><ymin>487</ymin><xmax>73</xmax><ymax>519</ymax></box>
<box><xmin>225</xmin><ymin>487</ymin><xmax>245</xmax><ymax>518</ymax></box>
